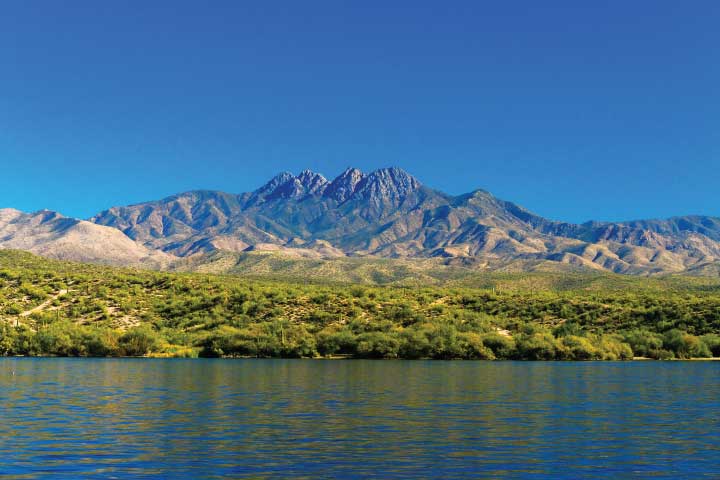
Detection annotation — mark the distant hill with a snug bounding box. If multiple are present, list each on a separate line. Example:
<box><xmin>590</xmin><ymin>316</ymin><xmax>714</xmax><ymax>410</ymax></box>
<box><xmin>2</xmin><ymin>167</ymin><xmax>720</xmax><ymax>275</ymax></box>
<box><xmin>0</xmin><ymin>208</ymin><xmax>172</xmax><ymax>267</ymax></box>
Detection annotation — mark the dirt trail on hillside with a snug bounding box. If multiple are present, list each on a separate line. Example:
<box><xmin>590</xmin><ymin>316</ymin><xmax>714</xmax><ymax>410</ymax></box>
<box><xmin>19</xmin><ymin>290</ymin><xmax>68</xmax><ymax>318</ymax></box>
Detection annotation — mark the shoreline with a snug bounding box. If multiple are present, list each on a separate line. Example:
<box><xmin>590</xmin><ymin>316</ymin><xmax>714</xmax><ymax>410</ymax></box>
<box><xmin>3</xmin><ymin>355</ymin><xmax>720</xmax><ymax>361</ymax></box>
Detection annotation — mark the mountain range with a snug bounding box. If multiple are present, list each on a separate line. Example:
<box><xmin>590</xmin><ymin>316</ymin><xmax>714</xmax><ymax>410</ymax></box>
<box><xmin>2</xmin><ymin>167</ymin><xmax>720</xmax><ymax>276</ymax></box>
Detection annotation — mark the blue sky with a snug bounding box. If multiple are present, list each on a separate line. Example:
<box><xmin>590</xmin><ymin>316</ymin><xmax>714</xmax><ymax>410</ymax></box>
<box><xmin>0</xmin><ymin>1</ymin><xmax>717</xmax><ymax>222</ymax></box>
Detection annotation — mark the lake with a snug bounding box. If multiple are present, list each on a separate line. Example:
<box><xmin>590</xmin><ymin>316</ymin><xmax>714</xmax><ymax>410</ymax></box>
<box><xmin>0</xmin><ymin>359</ymin><xmax>718</xmax><ymax>478</ymax></box>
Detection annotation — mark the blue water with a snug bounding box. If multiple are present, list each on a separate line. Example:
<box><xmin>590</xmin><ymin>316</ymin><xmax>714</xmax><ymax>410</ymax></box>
<box><xmin>0</xmin><ymin>359</ymin><xmax>718</xmax><ymax>479</ymax></box>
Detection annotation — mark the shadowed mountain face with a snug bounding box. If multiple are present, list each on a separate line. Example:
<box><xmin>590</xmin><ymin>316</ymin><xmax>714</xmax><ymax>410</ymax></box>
<box><xmin>87</xmin><ymin>167</ymin><xmax>720</xmax><ymax>275</ymax></box>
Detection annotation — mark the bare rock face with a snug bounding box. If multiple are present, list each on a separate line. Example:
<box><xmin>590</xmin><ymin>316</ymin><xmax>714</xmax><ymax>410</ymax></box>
<box><xmin>247</xmin><ymin>170</ymin><xmax>329</xmax><ymax>204</ymax></box>
<box><xmin>5</xmin><ymin>167</ymin><xmax>720</xmax><ymax>275</ymax></box>
<box><xmin>353</xmin><ymin>167</ymin><xmax>422</xmax><ymax>203</ymax></box>
<box><xmin>323</xmin><ymin>168</ymin><xmax>366</xmax><ymax>203</ymax></box>
<box><xmin>296</xmin><ymin>170</ymin><xmax>329</xmax><ymax>195</ymax></box>
<box><xmin>252</xmin><ymin>172</ymin><xmax>295</xmax><ymax>198</ymax></box>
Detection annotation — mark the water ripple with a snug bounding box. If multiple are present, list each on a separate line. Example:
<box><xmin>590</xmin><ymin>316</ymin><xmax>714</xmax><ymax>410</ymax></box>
<box><xmin>0</xmin><ymin>359</ymin><xmax>719</xmax><ymax>478</ymax></box>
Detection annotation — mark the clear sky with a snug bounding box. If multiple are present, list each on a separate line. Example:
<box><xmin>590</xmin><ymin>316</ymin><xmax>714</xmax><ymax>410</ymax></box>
<box><xmin>0</xmin><ymin>1</ymin><xmax>717</xmax><ymax>223</ymax></box>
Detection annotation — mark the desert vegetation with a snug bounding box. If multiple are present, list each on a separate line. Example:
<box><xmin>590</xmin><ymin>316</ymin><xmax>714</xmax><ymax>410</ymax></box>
<box><xmin>1</xmin><ymin>250</ymin><xmax>720</xmax><ymax>360</ymax></box>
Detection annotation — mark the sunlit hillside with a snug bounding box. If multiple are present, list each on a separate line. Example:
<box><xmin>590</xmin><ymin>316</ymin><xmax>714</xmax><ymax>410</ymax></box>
<box><xmin>1</xmin><ymin>250</ymin><xmax>719</xmax><ymax>360</ymax></box>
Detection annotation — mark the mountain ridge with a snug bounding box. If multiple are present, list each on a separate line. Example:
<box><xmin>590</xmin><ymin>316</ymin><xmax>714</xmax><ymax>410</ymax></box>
<box><xmin>0</xmin><ymin>208</ymin><xmax>172</xmax><ymax>267</ymax></box>
<box><xmin>2</xmin><ymin>167</ymin><xmax>719</xmax><ymax>276</ymax></box>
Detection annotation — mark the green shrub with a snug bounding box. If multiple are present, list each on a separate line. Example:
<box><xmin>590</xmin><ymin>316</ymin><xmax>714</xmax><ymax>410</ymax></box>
<box><xmin>481</xmin><ymin>333</ymin><xmax>516</xmax><ymax>359</ymax></box>
<box><xmin>119</xmin><ymin>327</ymin><xmax>160</xmax><ymax>356</ymax></box>
<box><xmin>356</xmin><ymin>332</ymin><xmax>400</xmax><ymax>359</ymax></box>
<box><xmin>516</xmin><ymin>333</ymin><xmax>558</xmax><ymax>360</ymax></box>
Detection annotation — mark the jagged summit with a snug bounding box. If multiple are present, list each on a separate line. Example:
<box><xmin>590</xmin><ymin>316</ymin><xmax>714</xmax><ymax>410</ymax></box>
<box><xmin>6</xmin><ymin>165</ymin><xmax>720</xmax><ymax>276</ymax></box>
<box><xmin>251</xmin><ymin>171</ymin><xmax>295</xmax><ymax>200</ymax></box>
<box><xmin>249</xmin><ymin>169</ymin><xmax>330</xmax><ymax>203</ymax></box>
<box><xmin>353</xmin><ymin>167</ymin><xmax>422</xmax><ymax>203</ymax></box>
<box><xmin>245</xmin><ymin>167</ymin><xmax>420</xmax><ymax>205</ymax></box>
<box><xmin>321</xmin><ymin>167</ymin><xmax>421</xmax><ymax>204</ymax></box>
<box><xmin>324</xmin><ymin>167</ymin><xmax>366</xmax><ymax>202</ymax></box>
<box><xmin>296</xmin><ymin>170</ymin><xmax>329</xmax><ymax>194</ymax></box>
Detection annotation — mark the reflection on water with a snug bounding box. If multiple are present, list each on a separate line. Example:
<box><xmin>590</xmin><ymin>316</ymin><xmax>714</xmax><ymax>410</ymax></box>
<box><xmin>1</xmin><ymin>359</ymin><xmax>719</xmax><ymax>478</ymax></box>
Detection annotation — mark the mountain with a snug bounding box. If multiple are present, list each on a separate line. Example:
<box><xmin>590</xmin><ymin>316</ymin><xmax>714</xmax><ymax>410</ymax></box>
<box><xmin>87</xmin><ymin>167</ymin><xmax>720</xmax><ymax>276</ymax></box>
<box><xmin>0</xmin><ymin>208</ymin><xmax>173</xmax><ymax>267</ymax></box>
<box><xmin>91</xmin><ymin>167</ymin><xmax>440</xmax><ymax>257</ymax></box>
<box><xmin>1</xmin><ymin>167</ymin><xmax>719</xmax><ymax>275</ymax></box>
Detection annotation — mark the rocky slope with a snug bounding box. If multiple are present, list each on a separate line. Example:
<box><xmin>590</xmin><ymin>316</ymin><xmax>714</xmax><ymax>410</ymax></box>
<box><xmin>2</xmin><ymin>167</ymin><xmax>719</xmax><ymax>275</ymax></box>
<box><xmin>0</xmin><ymin>208</ymin><xmax>173</xmax><ymax>267</ymax></box>
<box><xmin>91</xmin><ymin>167</ymin><xmax>444</xmax><ymax>257</ymax></box>
<box><xmin>88</xmin><ymin>167</ymin><xmax>720</xmax><ymax>275</ymax></box>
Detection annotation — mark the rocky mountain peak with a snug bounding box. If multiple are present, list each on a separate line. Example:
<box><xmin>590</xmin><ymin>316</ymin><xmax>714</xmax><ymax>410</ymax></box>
<box><xmin>250</xmin><ymin>170</ymin><xmax>332</xmax><ymax>203</ymax></box>
<box><xmin>296</xmin><ymin>170</ymin><xmax>329</xmax><ymax>194</ymax></box>
<box><xmin>44</xmin><ymin>164</ymin><xmax>720</xmax><ymax>276</ymax></box>
<box><xmin>254</xmin><ymin>172</ymin><xmax>295</xmax><ymax>197</ymax></box>
<box><xmin>323</xmin><ymin>167</ymin><xmax>366</xmax><ymax>202</ymax></box>
<box><xmin>354</xmin><ymin>167</ymin><xmax>422</xmax><ymax>202</ymax></box>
